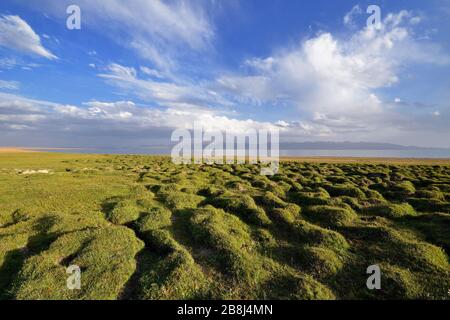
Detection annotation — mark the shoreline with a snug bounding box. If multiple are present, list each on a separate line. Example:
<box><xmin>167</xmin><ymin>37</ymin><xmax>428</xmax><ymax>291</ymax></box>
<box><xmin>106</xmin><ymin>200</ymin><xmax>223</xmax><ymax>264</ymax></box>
<box><xmin>2</xmin><ymin>147</ymin><xmax>450</xmax><ymax>165</ymax></box>
<box><xmin>0</xmin><ymin>147</ymin><xmax>87</xmax><ymax>153</ymax></box>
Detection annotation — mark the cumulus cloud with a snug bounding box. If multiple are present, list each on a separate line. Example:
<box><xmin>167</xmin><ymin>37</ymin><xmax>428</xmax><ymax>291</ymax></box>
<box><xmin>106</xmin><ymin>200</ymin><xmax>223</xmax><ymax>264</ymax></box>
<box><xmin>1</xmin><ymin>6</ymin><xmax>448</xmax><ymax>148</ymax></box>
<box><xmin>93</xmin><ymin>9</ymin><xmax>450</xmax><ymax>146</ymax></box>
<box><xmin>1</xmin><ymin>90</ymin><xmax>448</xmax><ymax>147</ymax></box>
<box><xmin>216</xmin><ymin>10</ymin><xmax>450</xmax><ymax>136</ymax></box>
<box><xmin>0</xmin><ymin>93</ymin><xmax>282</xmax><ymax>142</ymax></box>
<box><xmin>216</xmin><ymin>75</ymin><xmax>276</xmax><ymax>105</ymax></box>
<box><xmin>0</xmin><ymin>15</ymin><xmax>57</xmax><ymax>59</ymax></box>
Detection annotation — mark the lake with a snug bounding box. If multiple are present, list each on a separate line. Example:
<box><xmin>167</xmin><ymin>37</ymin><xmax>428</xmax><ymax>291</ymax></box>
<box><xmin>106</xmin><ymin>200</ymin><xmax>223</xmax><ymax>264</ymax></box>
<box><xmin>41</xmin><ymin>147</ymin><xmax>450</xmax><ymax>159</ymax></box>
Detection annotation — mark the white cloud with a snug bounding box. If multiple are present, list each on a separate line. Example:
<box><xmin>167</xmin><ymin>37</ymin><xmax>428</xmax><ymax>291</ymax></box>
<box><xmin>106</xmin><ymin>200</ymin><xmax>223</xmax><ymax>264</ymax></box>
<box><xmin>0</xmin><ymin>58</ymin><xmax>17</xmax><ymax>69</ymax></box>
<box><xmin>409</xmin><ymin>16</ymin><xmax>421</xmax><ymax>25</ymax></box>
<box><xmin>0</xmin><ymin>15</ymin><xmax>57</xmax><ymax>59</ymax></box>
<box><xmin>0</xmin><ymin>80</ymin><xmax>19</xmax><ymax>90</ymax></box>
<box><xmin>103</xmin><ymin>63</ymin><xmax>137</xmax><ymax>79</ymax></box>
<box><xmin>1</xmin><ymin>91</ymin><xmax>448</xmax><ymax>147</ymax></box>
<box><xmin>1</xmin><ymin>7</ymin><xmax>448</xmax><ymax>148</ymax></box>
<box><xmin>0</xmin><ymin>93</ymin><xmax>280</xmax><ymax>137</ymax></box>
<box><xmin>216</xmin><ymin>10</ymin><xmax>450</xmax><ymax>135</ymax></box>
<box><xmin>344</xmin><ymin>5</ymin><xmax>362</xmax><ymax>26</ymax></box>
<box><xmin>140</xmin><ymin>66</ymin><xmax>165</xmax><ymax>79</ymax></box>
<box><xmin>38</xmin><ymin>0</ymin><xmax>213</xmax><ymax>71</ymax></box>
<box><xmin>98</xmin><ymin>63</ymin><xmax>230</xmax><ymax>109</ymax></box>
<box><xmin>275</xmin><ymin>120</ymin><xmax>290</xmax><ymax>127</ymax></box>
<box><xmin>94</xmin><ymin>9</ymin><xmax>449</xmax><ymax>144</ymax></box>
<box><xmin>21</xmin><ymin>63</ymin><xmax>41</xmax><ymax>71</ymax></box>
<box><xmin>217</xmin><ymin>75</ymin><xmax>275</xmax><ymax>104</ymax></box>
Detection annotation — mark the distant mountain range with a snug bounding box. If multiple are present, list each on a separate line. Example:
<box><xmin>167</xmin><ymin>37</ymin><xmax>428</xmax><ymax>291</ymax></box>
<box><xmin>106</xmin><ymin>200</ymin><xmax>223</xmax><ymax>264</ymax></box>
<box><xmin>33</xmin><ymin>141</ymin><xmax>448</xmax><ymax>152</ymax></box>
<box><xmin>279</xmin><ymin>142</ymin><xmax>450</xmax><ymax>150</ymax></box>
<box><xmin>140</xmin><ymin>141</ymin><xmax>449</xmax><ymax>151</ymax></box>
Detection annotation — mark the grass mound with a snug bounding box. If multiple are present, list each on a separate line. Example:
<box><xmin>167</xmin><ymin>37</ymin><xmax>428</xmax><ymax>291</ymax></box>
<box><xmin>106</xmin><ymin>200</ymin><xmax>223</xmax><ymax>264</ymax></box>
<box><xmin>269</xmin><ymin>204</ymin><xmax>301</xmax><ymax>225</ymax></box>
<box><xmin>407</xmin><ymin>198</ymin><xmax>450</xmax><ymax>213</ymax></box>
<box><xmin>291</xmin><ymin>190</ymin><xmax>330</xmax><ymax>206</ymax></box>
<box><xmin>392</xmin><ymin>180</ymin><xmax>416</xmax><ymax>195</ymax></box>
<box><xmin>10</xmin><ymin>226</ymin><xmax>144</xmax><ymax>299</ymax></box>
<box><xmin>139</xmin><ymin>246</ymin><xmax>208</xmax><ymax>300</ymax></box>
<box><xmin>297</xmin><ymin>246</ymin><xmax>344</xmax><ymax>278</ymax></box>
<box><xmin>377</xmin><ymin>264</ymin><xmax>449</xmax><ymax>299</ymax></box>
<box><xmin>415</xmin><ymin>189</ymin><xmax>445</xmax><ymax>201</ymax></box>
<box><xmin>133</xmin><ymin>206</ymin><xmax>209</xmax><ymax>299</ymax></box>
<box><xmin>291</xmin><ymin>220</ymin><xmax>349</xmax><ymax>253</ymax></box>
<box><xmin>1</xmin><ymin>153</ymin><xmax>449</xmax><ymax>300</ymax></box>
<box><xmin>108</xmin><ymin>200</ymin><xmax>141</xmax><ymax>225</ymax></box>
<box><xmin>325</xmin><ymin>184</ymin><xmax>366</xmax><ymax>200</ymax></box>
<box><xmin>257</xmin><ymin>191</ymin><xmax>288</xmax><ymax>209</ymax></box>
<box><xmin>397</xmin><ymin>240</ymin><xmax>449</xmax><ymax>272</ymax></box>
<box><xmin>189</xmin><ymin>206</ymin><xmax>265</xmax><ymax>282</ymax></box>
<box><xmin>364</xmin><ymin>189</ymin><xmax>385</xmax><ymax>201</ymax></box>
<box><xmin>362</xmin><ymin>203</ymin><xmax>416</xmax><ymax>219</ymax></box>
<box><xmin>268</xmin><ymin>272</ymin><xmax>336</xmax><ymax>300</ymax></box>
<box><xmin>401</xmin><ymin>213</ymin><xmax>450</xmax><ymax>255</ymax></box>
<box><xmin>303</xmin><ymin>205</ymin><xmax>357</xmax><ymax>227</ymax></box>
<box><xmin>135</xmin><ymin>207</ymin><xmax>172</xmax><ymax>232</ymax></box>
<box><xmin>206</xmin><ymin>193</ymin><xmax>271</xmax><ymax>227</ymax></box>
<box><xmin>159</xmin><ymin>191</ymin><xmax>204</xmax><ymax>210</ymax></box>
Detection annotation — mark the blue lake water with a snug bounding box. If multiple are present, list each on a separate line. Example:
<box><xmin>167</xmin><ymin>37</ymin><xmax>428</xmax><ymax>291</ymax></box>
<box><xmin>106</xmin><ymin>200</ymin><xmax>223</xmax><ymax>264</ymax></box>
<box><xmin>41</xmin><ymin>148</ymin><xmax>450</xmax><ymax>159</ymax></box>
<box><xmin>279</xmin><ymin>149</ymin><xmax>450</xmax><ymax>158</ymax></box>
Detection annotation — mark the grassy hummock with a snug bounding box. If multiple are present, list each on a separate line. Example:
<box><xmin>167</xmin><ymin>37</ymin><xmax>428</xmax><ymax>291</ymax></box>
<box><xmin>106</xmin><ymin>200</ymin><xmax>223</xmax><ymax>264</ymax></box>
<box><xmin>0</xmin><ymin>152</ymin><xmax>449</xmax><ymax>300</ymax></box>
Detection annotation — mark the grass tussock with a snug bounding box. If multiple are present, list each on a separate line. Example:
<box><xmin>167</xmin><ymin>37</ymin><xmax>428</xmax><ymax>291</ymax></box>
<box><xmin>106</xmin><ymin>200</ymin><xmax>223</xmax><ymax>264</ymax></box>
<box><xmin>10</xmin><ymin>227</ymin><xmax>144</xmax><ymax>300</ymax></box>
<box><xmin>302</xmin><ymin>205</ymin><xmax>357</xmax><ymax>228</ymax></box>
<box><xmin>0</xmin><ymin>153</ymin><xmax>449</xmax><ymax>300</ymax></box>
<box><xmin>362</xmin><ymin>203</ymin><xmax>416</xmax><ymax>219</ymax></box>
<box><xmin>189</xmin><ymin>206</ymin><xmax>265</xmax><ymax>283</ymax></box>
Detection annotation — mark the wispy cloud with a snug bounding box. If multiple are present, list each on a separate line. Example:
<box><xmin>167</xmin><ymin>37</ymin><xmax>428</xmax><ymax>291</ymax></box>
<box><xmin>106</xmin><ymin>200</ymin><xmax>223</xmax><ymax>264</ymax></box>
<box><xmin>0</xmin><ymin>80</ymin><xmax>19</xmax><ymax>90</ymax></box>
<box><xmin>343</xmin><ymin>5</ymin><xmax>362</xmax><ymax>27</ymax></box>
<box><xmin>98</xmin><ymin>63</ymin><xmax>229</xmax><ymax>109</ymax></box>
<box><xmin>0</xmin><ymin>15</ymin><xmax>57</xmax><ymax>59</ymax></box>
<box><xmin>0</xmin><ymin>57</ymin><xmax>17</xmax><ymax>69</ymax></box>
<box><xmin>38</xmin><ymin>0</ymin><xmax>213</xmax><ymax>71</ymax></box>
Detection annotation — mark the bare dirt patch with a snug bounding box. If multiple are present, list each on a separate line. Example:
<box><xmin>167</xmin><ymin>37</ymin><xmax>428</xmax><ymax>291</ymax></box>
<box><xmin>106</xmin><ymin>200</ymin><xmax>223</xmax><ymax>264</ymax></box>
<box><xmin>0</xmin><ymin>148</ymin><xmax>36</xmax><ymax>153</ymax></box>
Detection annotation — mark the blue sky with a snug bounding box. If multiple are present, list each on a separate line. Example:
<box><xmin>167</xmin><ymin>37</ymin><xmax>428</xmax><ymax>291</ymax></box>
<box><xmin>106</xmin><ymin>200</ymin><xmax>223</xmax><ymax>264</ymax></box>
<box><xmin>0</xmin><ymin>0</ymin><xmax>449</xmax><ymax>148</ymax></box>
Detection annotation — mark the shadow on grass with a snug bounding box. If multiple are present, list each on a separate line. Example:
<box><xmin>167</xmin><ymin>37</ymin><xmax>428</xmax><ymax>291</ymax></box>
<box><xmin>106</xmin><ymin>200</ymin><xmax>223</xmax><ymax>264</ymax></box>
<box><xmin>0</xmin><ymin>214</ymin><xmax>76</xmax><ymax>300</ymax></box>
<box><xmin>0</xmin><ymin>249</ymin><xmax>27</xmax><ymax>300</ymax></box>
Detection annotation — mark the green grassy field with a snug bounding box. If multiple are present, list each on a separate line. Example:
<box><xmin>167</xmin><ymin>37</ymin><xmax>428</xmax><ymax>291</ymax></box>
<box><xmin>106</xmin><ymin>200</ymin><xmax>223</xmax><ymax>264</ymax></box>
<box><xmin>0</xmin><ymin>152</ymin><xmax>449</xmax><ymax>300</ymax></box>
